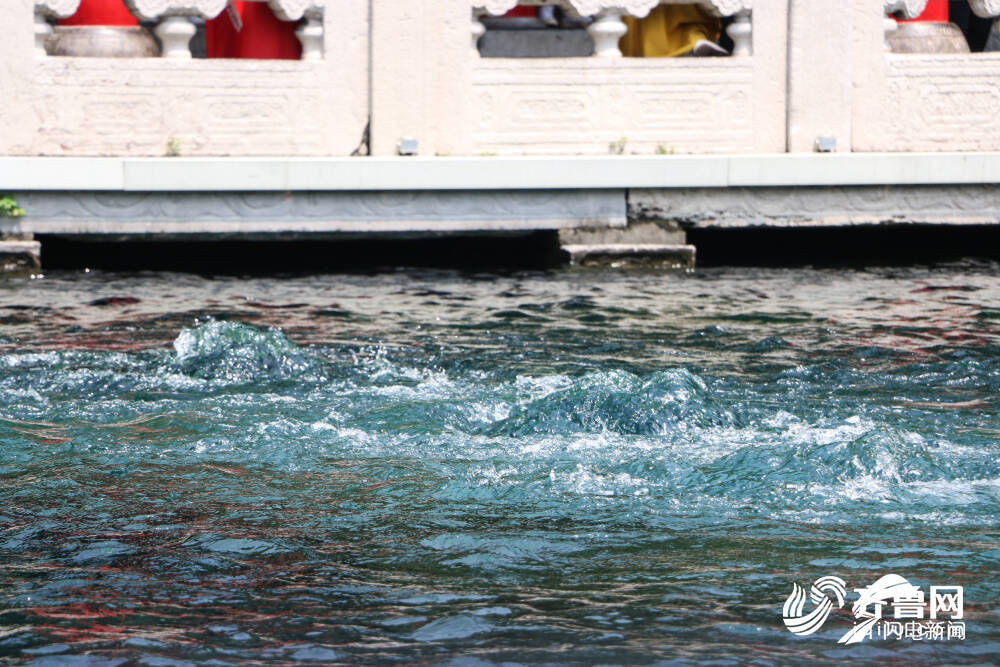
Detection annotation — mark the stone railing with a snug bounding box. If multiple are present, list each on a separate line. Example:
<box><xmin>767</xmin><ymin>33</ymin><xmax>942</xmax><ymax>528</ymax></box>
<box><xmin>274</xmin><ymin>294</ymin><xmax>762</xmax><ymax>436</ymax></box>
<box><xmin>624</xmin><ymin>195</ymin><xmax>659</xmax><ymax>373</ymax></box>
<box><xmin>19</xmin><ymin>0</ymin><xmax>1000</xmax><ymax>158</ymax></box>
<box><xmin>847</xmin><ymin>0</ymin><xmax>1000</xmax><ymax>152</ymax></box>
<box><xmin>473</xmin><ymin>1</ymin><xmax>752</xmax><ymax>57</ymax></box>
<box><xmin>9</xmin><ymin>0</ymin><xmax>365</xmax><ymax>157</ymax></box>
<box><xmin>884</xmin><ymin>0</ymin><xmax>1000</xmax><ymax>49</ymax></box>
<box><xmin>34</xmin><ymin>0</ymin><xmax>325</xmax><ymax>59</ymax></box>
<box><xmin>446</xmin><ymin>0</ymin><xmax>780</xmax><ymax>157</ymax></box>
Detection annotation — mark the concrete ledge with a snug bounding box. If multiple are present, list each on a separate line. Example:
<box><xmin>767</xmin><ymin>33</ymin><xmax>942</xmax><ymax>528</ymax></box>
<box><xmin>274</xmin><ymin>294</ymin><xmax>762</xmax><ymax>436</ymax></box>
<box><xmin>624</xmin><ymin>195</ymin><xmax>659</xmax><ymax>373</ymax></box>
<box><xmin>3</xmin><ymin>190</ymin><xmax>626</xmax><ymax>237</ymax></box>
<box><xmin>0</xmin><ymin>158</ymin><xmax>125</xmax><ymax>191</ymax></box>
<box><xmin>630</xmin><ymin>184</ymin><xmax>1000</xmax><ymax>228</ymax></box>
<box><xmin>2</xmin><ymin>153</ymin><xmax>1000</xmax><ymax>192</ymax></box>
<box><xmin>562</xmin><ymin>244</ymin><xmax>696</xmax><ymax>270</ymax></box>
<box><xmin>0</xmin><ymin>240</ymin><xmax>41</xmax><ymax>278</ymax></box>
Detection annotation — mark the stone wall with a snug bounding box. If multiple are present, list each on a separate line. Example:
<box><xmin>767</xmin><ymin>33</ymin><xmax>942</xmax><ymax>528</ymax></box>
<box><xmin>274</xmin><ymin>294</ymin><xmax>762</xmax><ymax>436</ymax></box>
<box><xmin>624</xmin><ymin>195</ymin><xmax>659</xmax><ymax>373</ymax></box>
<box><xmin>6</xmin><ymin>0</ymin><xmax>1000</xmax><ymax>157</ymax></box>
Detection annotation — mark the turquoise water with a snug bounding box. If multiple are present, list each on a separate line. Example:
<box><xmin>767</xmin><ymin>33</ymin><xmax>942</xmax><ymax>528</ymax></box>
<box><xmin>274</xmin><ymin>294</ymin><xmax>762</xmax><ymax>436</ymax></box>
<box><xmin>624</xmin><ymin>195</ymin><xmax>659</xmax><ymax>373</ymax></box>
<box><xmin>1</xmin><ymin>265</ymin><xmax>999</xmax><ymax>665</ymax></box>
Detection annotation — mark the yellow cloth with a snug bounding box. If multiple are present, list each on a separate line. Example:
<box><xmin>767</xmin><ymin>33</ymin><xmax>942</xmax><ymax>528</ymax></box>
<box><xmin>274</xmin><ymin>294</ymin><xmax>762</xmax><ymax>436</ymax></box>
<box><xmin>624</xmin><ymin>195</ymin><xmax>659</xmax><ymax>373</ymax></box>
<box><xmin>619</xmin><ymin>5</ymin><xmax>722</xmax><ymax>58</ymax></box>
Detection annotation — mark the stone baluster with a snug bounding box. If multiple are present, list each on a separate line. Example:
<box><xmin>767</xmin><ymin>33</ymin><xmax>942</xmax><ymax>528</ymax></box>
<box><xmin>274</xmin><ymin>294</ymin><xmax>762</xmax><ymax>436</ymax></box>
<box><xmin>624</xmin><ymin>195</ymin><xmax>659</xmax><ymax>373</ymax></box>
<box><xmin>34</xmin><ymin>0</ymin><xmax>83</xmax><ymax>56</ymax></box>
<box><xmin>123</xmin><ymin>0</ymin><xmax>324</xmax><ymax>60</ymax></box>
<box><xmin>157</xmin><ymin>16</ymin><xmax>199</xmax><ymax>58</ymax></box>
<box><xmin>124</xmin><ymin>1</ymin><xmax>228</xmax><ymax>58</ymax></box>
<box><xmin>294</xmin><ymin>13</ymin><xmax>323</xmax><ymax>60</ymax></box>
<box><xmin>727</xmin><ymin>8</ymin><xmax>752</xmax><ymax>56</ymax></box>
<box><xmin>267</xmin><ymin>1</ymin><xmax>326</xmax><ymax>60</ymax></box>
<box><xmin>587</xmin><ymin>8</ymin><xmax>629</xmax><ymax>57</ymax></box>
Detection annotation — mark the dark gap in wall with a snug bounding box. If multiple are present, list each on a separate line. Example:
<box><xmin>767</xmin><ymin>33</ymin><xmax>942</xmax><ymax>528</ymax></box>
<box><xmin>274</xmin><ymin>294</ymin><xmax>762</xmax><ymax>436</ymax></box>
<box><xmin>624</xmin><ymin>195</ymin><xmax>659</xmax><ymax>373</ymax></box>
<box><xmin>688</xmin><ymin>225</ymin><xmax>1000</xmax><ymax>267</ymax></box>
<box><xmin>38</xmin><ymin>232</ymin><xmax>565</xmax><ymax>276</ymax></box>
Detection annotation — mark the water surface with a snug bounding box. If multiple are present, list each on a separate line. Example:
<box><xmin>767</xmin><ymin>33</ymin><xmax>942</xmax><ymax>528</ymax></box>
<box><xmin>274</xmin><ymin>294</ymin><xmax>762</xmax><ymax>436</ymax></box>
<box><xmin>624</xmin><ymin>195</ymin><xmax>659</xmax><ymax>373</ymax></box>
<box><xmin>1</xmin><ymin>264</ymin><xmax>999</xmax><ymax>664</ymax></box>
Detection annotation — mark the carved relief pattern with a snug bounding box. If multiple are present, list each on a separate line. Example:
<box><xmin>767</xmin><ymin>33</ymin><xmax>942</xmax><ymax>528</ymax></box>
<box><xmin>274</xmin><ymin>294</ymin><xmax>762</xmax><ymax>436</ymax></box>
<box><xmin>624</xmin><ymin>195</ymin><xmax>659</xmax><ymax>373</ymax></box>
<box><xmin>476</xmin><ymin>1</ymin><xmax>750</xmax><ymax>19</ymax></box>
<box><xmin>968</xmin><ymin>0</ymin><xmax>1000</xmax><ymax>17</ymax></box>
<box><xmin>14</xmin><ymin>191</ymin><xmax>624</xmax><ymax>229</ymax></box>
<box><xmin>29</xmin><ymin>58</ymin><xmax>364</xmax><ymax>156</ymax></box>
<box><xmin>471</xmin><ymin>59</ymin><xmax>754</xmax><ymax>154</ymax></box>
<box><xmin>630</xmin><ymin>185</ymin><xmax>1000</xmax><ymax>228</ymax></box>
<box><xmin>874</xmin><ymin>56</ymin><xmax>1000</xmax><ymax>151</ymax></box>
<box><xmin>34</xmin><ymin>0</ymin><xmax>83</xmax><ymax>19</ymax></box>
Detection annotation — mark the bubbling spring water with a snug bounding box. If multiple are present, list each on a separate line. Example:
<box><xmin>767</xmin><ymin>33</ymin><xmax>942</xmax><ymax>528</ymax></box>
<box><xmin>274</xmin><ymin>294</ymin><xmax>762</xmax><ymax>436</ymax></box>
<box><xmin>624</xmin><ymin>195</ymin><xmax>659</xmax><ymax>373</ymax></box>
<box><xmin>0</xmin><ymin>265</ymin><xmax>998</xmax><ymax>664</ymax></box>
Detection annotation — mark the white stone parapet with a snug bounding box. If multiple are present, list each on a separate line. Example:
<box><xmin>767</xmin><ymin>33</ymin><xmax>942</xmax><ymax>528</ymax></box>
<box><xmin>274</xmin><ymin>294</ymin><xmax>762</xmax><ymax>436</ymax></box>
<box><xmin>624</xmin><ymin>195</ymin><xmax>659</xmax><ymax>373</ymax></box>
<box><xmin>14</xmin><ymin>0</ymin><xmax>1000</xmax><ymax>159</ymax></box>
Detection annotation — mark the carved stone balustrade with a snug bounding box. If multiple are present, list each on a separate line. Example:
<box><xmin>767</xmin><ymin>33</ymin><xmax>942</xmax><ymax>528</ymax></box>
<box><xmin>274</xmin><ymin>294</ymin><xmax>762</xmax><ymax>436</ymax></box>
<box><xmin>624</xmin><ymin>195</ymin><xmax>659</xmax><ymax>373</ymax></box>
<box><xmin>33</xmin><ymin>0</ymin><xmax>82</xmax><ymax>56</ymax></box>
<box><xmin>120</xmin><ymin>1</ymin><xmax>224</xmax><ymax>58</ymax></box>
<box><xmin>473</xmin><ymin>1</ymin><xmax>753</xmax><ymax>58</ymax></box>
<box><xmin>34</xmin><ymin>0</ymin><xmax>324</xmax><ymax>59</ymax></box>
<box><xmin>122</xmin><ymin>1</ymin><xmax>324</xmax><ymax>59</ymax></box>
<box><xmin>884</xmin><ymin>1</ymin><xmax>1000</xmax><ymax>50</ymax></box>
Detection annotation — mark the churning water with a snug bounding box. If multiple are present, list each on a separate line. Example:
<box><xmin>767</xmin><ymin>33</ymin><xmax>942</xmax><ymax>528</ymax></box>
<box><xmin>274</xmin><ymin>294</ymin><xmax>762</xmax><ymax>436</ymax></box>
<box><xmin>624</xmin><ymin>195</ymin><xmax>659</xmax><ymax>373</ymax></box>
<box><xmin>1</xmin><ymin>264</ymin><xmax>999</xmax><ymax>665</ymax></box>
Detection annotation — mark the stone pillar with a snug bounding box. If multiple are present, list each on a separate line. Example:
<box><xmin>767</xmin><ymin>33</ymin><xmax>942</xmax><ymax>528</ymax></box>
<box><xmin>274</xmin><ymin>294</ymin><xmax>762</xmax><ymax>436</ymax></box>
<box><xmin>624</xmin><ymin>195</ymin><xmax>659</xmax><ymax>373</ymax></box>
<box><xmin>371</xmin><ymin>0</ymin><xmax>475</xmax><ymax>156</ymax></box>
<box><xmin>851</xmin><ymin>0</ymin><xmax>896</xmax><ymax>151</ymax></box>
<box><xmin>748</xmin><ymin>0</ymin><xmax>788</xmax><ymax>153</ymax></box>
<box><xmin>786</xmin><ymin>0</ymin><xmax>854</xmax><ymax>152</ymax></box>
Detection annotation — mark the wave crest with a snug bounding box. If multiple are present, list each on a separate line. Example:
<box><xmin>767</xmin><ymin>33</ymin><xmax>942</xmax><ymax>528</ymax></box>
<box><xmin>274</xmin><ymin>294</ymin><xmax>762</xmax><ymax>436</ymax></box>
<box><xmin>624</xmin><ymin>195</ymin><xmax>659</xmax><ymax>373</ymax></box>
<box><xmin>173</xmin><ymin>320</ymin><xmax>323</xmax><ymax>384</ymax></box>
<box><xmin>485</xmin><ymin>368</ymin><xmax>733</xmax><ymax>437</ymax></box>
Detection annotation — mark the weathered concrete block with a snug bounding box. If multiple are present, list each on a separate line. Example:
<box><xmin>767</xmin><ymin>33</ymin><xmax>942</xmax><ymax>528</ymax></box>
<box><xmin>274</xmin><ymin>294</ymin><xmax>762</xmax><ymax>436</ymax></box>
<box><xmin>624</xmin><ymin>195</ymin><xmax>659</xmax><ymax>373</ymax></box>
<box><xmin>559</xmin><ymin>221</ymin><xmax>686</xmax><ymax>246</ymax></box>
<box><xmin>0</xmin><ymin>240</ymin><xmax>41</xmax><ymax>278</ymax></box>
<box><xmin>562</xmin><ymin>243</ymin><xmax>696</xmax><ymax>270</ymax></box>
